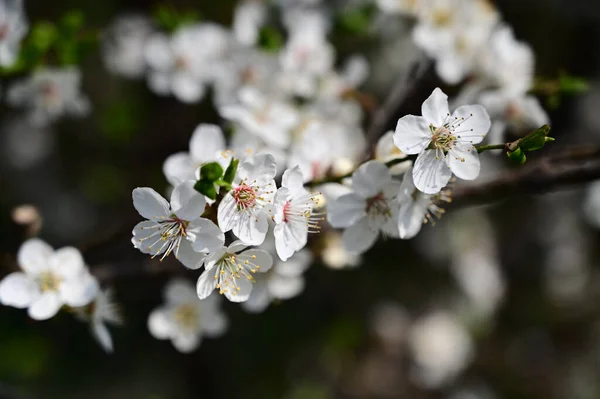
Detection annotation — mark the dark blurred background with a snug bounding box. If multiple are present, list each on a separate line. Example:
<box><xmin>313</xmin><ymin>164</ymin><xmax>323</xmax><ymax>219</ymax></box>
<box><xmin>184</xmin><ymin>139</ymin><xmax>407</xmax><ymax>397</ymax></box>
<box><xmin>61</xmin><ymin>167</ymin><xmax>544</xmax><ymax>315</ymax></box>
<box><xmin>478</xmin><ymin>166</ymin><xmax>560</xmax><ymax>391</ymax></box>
<box><xmin>2</xmin><ymin>1</ymin><xmax>600</xmax><ymax>398</ymax></box>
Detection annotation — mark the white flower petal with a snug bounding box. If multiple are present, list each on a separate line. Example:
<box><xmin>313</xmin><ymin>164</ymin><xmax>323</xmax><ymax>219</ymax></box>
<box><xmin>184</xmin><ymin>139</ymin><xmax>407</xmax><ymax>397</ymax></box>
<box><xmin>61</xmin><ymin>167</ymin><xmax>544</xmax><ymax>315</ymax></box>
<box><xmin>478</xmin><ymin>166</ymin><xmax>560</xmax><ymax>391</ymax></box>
<box><xmin>172</xmin><ymin>331</ymin><xmax>201</xmax><ymax>353</ymax></box>
<box><xmin>224</xmin><ymin>277</ymin><xmax>252</xmax><ymax>302</ymax></box>
<box><xmin>163</xmin><ymin>152</ymin><xmax>195</xmax><ymax>186</ymax></box>
<box><xmin>28</xmin><ymin>292</ymin><xmax>62</xmax><ymax>320</ymax></box>
<box><xmin>351</xmin><ymin>160</ymin><xmax>391</xmax><ymax>199</ymax></box>
<box><xmin>0</xmin><ymin>272</ymin><xmax>39</xmax><ymax>308</ymax></box>
<box><xmin>398</xmin><ymin>195</ymin><xmax>429</xmax><ymax>239</ymax></box>
<box><xmin>276</xmin><ymin>250</ymin><xmax>312</xmax><ymax>277</ymax></box>
<box><xmin>132</xmin><ymin>187</ymin><xmax>170</xmax><ymax>220</ymax></box>
<box><xmin>447</xmin><ymin>145</ymin><xmax>481</xmax><ymax>180</ymax></box>
<box><xmin>241</xmin><ymin>249</ymin><xmax>273</xmax><ymax>272</ymax></box>
<box><xmin>231</xmin><ymin>212</ymin><xmax>269</xmax><ymax>246</ymax></box>
<box><xmin>217</xmin><ymin>192</ymin><xmax>238</xmax><ymax>233</ymax></box>
<box><xmin>61</xmin><ymin>273</ymin><xmax>99</xmax><ymax>307</ymax></box>
<box><xmin>164</xmin><ymin>277</ymin><xmax>197</xmax><ymax>304</ymax></box>
<box><xmin>175</xmin><ymin>240</ymin><xmax>206</xmax><ymax>270</ymax></box>
<box><xmin>241</xmin><ymin>279</ymin><xmax>271</xmax><ymax>313</ymax></box>
<box><xmin>171</xmin><ymin>180</ymin><xmax>206</xmax><ymax>221</ymax></box>
<box><xmin>268</xmin><ymin>274</ymin><xmax>304</xmax><ymax>300</ymax></box>
<box><xmin>394</xmin><ymin>115</ymin><xmax>431</xmax><ymax>155</ymax></box>
<box><xmin>274</xmin><ymin>222</ymin><xmax>307</xmax><ymax>261</ymax></box>
<box><xmin>189</xmin><ymin>124</ymin><xmax>225</xmax><ymax>163</ymax></box>
<box><xmin>327</xmin><ymin>193</ymin><xmax>366</xmax><ymax>228</ymax></box>
<box><xmin>342</xmin><ymin>217</ymin><xmax>379</xmax><ymax>255</ymax></box>
<box><xmin>148</xmin><ymin>308</ymin><xmax>173</xmax><ymax>339</ymax></box>
<box><xmin>451</xmin><ymin>105</ymin><xmax>491</xmax><ymax>145</ymax></box>
<box><xmin>18</xmin><ymin>238</ymin><xmax>53</xmax><ymax>275</ymax></box>
<box><xmin>196</xmin><ymin>270</ymin><xmax>218</xmax><ymax>300</ymax></box>
<box><xmin>131</xmin><ymin>220</ymin><xmax>163</xmax><ymax>255</ymax></box>
<box><xmin>171</xmin><ymin>73</ymin><xmax>205</xmax><ymax>103</ymax></box>
<box><xmin>91</xmin><ymin>322</ymin><xmax>114</xmax><ymax>353</ymax></box>
<box><xmin>412</xmin><ymin>150</ymin><xmax>452</xmax><ymax>194</ymax></box>
<box><xmin>188</xmin><ymin>218</ymin><xmax>225</xmax><ymax>253</ymax></box>
<box><xmin>237</xmin><ymin>153</ymin><xmax>277</xmax><ymax>182</ymax></box>
<box><xmin>281</xmin><ymin>166</ymin><xmax>306</xmax><ymax>195</ymax></box>
<box><xmin>51</xmin><ymin>247</ymin><xmax>85</xmax><ymax>278</ymax></box>
<box><xmin>422</xmin><ymin>88</ymin><xmax>450</xmax><ymax>126</ymax></box>
<box><xmin>145</xmin><ymin>34</ymin><xmax>173</xmax><ymax>70</ymax></box>
<box><xmin>227</xmin><ymin>240</ymin><xmax>249</xmax><ymax>253</ymax></box>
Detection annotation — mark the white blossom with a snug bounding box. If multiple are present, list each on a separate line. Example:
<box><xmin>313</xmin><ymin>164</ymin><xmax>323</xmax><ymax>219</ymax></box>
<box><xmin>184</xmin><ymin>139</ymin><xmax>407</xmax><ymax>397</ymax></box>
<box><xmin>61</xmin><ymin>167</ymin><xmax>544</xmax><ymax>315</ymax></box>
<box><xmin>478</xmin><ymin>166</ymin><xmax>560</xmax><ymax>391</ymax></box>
<box><xmin>0</xmin><ymin>239</ymin><xmax>98</xmax><ymax>320</ymax></box>
<box><xmin>196</xmin><ymin>241</ymin><xmax>273</xmax><ymax>303</ymax></box>
<box><xmin>327</xmin><ymin>161</ymin><xmax>401</xmax><ymax>254</ymax></box>
<box><xmin>396</xmin><ymin>166</ymin><xmax>449</xmax><ymax>239</ymax></box>
<box><xmin>413</xmin><ymin>0</ymin><xmax>498</xmax><ymax>84</ymax></box>
<box><xmin>102</xmin><ymin>15</ymin><xmax>154</xmax><ymax>79</ymax></box>
<box><xmin>132</xmin><ymin>181</ymin><xmax>225</xmax><ymax>269</ymax></box>
<box><xmin>7</xmin><ymin>67</ymin><xmax>91</xmax><ymax>126</ymax></box>
<box><xmin>148</xmin><ymin>278</ymin><xmax>227</xmax><ymax>353</ymax></box>
<box><xmin>145</xmin><ymin>23</ymin><xmax>231</xmax><ymax>103</ymax></box>
<box><xmin>394</xmin><ymin>87</ymin><xmax>491</xmax><ymax>194</ymax></box>
<box><xmin>0</xmin><ymin>0</ymin><xmax>28</xmax><ymax>67</ymax></box>
<box><xmin>233</xmin><ymin>1</ymin><xmax>266</xmax><ymax>47</ymax></box>
<box><xmin>217</xmin><ymin>153</ymin><xmax>277</xmax><ymax>245</ymax></box>
<box><xmin>75</xmin><ymin>287</ymin><xmax>122</xmax><ymax>353</ymax></box>
<box><xmin>243</xmin><ymin>246</ymin><xmax>312</xmax><ymax>313</ymax></box>
<box><xmin>273</xmin><ymin>166</ymin><xmax>322</xmax><ymax>261</ymax></box>
<box><xmin>219</xmin><ymin>87</ymin><xmax>299</xmax><ymax>148</ymax></box>
<box><xmin>320</xmin><ymin>231</ymin><xmax>362</xmax><ymax>269</ymax></box>
<box><xmin>162</xmin><ymin>124</ymin><xmax>226</xmax><ymax>186</ymax></box>
<box><xmin>376</xmin><ymin>0</ymin><xmax>422</xmax><ymax>16</ymax></box>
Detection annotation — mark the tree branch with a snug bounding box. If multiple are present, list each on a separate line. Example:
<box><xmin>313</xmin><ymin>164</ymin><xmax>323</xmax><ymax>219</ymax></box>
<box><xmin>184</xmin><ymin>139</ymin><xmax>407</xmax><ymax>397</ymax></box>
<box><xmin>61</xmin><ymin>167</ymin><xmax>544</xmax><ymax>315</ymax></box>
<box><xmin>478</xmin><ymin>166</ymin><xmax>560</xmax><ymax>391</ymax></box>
<box><xmin>451</xmin><ymin>146</ymin><xmax>600</xmax><ymax>206</ymax></box>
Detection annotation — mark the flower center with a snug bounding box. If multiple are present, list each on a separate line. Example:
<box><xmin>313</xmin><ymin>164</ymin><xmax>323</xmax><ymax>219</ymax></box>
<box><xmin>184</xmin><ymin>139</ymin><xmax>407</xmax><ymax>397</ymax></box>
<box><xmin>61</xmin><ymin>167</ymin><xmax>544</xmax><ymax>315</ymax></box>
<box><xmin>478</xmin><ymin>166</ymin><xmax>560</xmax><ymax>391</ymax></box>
<box><xmin>432</xmin><ymin>9</ymin><xmax>453</xmax><ymax>27</ymax></box>
<box><xmin>38</xmin><ymin>271</ymin><xmax>61</xmax><ymax>293</ymax></box>
<box><xmin>138</xmin><ymin>215</ymin><xmax>190</xmax><ymax>261</ymax></box>
<box><xmin>233</xmin><ymin>184</ymin><xmax>257</xmax><ymax>210</ymax></box>
<box><xmin>430</xmin><ymin>125</ymin><xmax>456</xmax><ymax>152</ymax></box>
<box><xmin>281</xmin><ymin>193</ymin><xmax>324</xmax><ymax>232</ymax></box>
<box><xmin>214</xmin><ymin>253</ymin><xmax>261</xmax><ymax>297</ymax></box>
<box><xmin>174</xmin><ymin>304</ymin><xmax>198</xmax><ymax>330</ymax></box>
<box><xmin>366</xmin><ymin>193</ymin><xmax>391</xmax><ymax>217</ymax></box>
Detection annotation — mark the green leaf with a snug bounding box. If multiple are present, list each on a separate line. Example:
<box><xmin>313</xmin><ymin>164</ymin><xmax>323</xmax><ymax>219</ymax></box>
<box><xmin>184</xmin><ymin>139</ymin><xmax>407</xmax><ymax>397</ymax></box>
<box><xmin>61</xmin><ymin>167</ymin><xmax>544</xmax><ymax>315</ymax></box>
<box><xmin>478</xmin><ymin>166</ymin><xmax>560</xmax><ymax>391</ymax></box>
<box><xmin>59</xmin><ymin>10</ymin><xmax>85</xmax><ymax>36</ymax></box>
<box><xmin>214</xmin><ymin>180</ymin><xmax>233</xmax><ymax>191</ymax></box>
<box><xmin>507</xmin><ymin>147</ymin><xmax>526</xmax><ymax>164</ymax></box>
<box><xmin>223</xmin><ymin>158</ymin><xmax>239</xmax><ymax>184</ymax></box>
<box><xmin>194</xmin><ymin>180</ymin><xmax>217</xmax><ymax>200</ymax></box>
<box><xmin>258</xmin><ymin>26</ymin><xmax>283</xmax><ymax>52</ymax></box>
<box><xmin>200</xmin><ymin>162</ymin><xmax>224</xmax><ymax>182</ymax></box>
<box><xmin>519</xmin><ymin>124</ymin><xmax>552</xmax><ymax>152</ymax></box>
<box><xmin>337</xmin><ymin>4</ymin><xmax>377</xmax><ymax>35</ymax></box>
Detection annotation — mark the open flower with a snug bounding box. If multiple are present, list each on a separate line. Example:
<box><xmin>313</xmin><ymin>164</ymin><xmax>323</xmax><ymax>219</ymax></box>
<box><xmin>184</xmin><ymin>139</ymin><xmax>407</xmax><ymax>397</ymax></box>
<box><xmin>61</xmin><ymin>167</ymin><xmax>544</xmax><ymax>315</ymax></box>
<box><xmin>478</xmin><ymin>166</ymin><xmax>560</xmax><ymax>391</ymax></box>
<box><xmin>75</xmin><ymin>287</ymin><xmax>122</xmax><ymax>353</ymax></box>
<box><xmin>273</xmin><ymin>166</ymin><xmax>322</xmax><ymax>261</ymax></box>
<box><xmin>148</xmin><ymin>278</ymin><xmax>228</xmax><ymax>353</ymax></box>
<box><xmin>162</xmin><ymin>124</ymin><xmax>226</xmax><ymax>186</ymax></box>
<box><xmin>217</xmin><ymin>153</ymin><xmax>277</xmax><ymax>245</ymax></box>
<box><xmin>394</xmin><ymin>88</ymin><xmax>491</xmax><ymax>194</ymax></box>
<box><xmin>196</xmin><ymin>241</ymin><xmax>273</xmax><ymax>303</ymax></box>
<box><xmin>219</xmin><ymin>87</ymin><xmax>299</xmax><ymax>148</ymax></box>
<box><xmin>0</xmin><ymin>239</ymin><xmax>98</xmax><ymax>320</ymax></box>
<box><xmin>396</xmin><ymin>166</ymin><xmax>450</xmax><ymax>239</ymax></box>
<box><xmin>132</xmin><ymin>180</ymin><xmax>224</xmax><ymax>269</ymax></box>
<box><xmin>327</xmin><ymin>161</ymin><xmax>401</xmax><ymax>254</ymax></box>
<box><xmin>7</xmin><ymin>66</ymin><xmax>90</xmax><ymax>126</ymax></box>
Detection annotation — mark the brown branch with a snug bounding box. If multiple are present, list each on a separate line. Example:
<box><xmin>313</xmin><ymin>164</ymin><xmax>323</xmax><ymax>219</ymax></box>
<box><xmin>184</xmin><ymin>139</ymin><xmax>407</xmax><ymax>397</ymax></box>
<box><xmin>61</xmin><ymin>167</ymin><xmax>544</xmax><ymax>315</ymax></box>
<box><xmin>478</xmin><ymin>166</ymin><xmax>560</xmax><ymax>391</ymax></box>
<box><xmin>451</xmin><ymin>146</ymin><xmax>600</xmax><ymax>207</ymax></box>
<box><xmin>364</xmin><ymin>57</ymin><xmax>432</xmax><ymax>157</ymax></box>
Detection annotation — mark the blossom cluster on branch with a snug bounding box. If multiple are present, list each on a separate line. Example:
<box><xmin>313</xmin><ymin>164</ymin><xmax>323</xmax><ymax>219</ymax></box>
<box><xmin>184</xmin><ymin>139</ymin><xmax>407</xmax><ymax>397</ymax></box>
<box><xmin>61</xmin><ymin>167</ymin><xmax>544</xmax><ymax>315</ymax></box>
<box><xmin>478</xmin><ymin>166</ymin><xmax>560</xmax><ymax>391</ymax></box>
<box><xmin>0</xmin><ymin>0</ymin><xmax>571</xmax><ymax>359</ymax></box>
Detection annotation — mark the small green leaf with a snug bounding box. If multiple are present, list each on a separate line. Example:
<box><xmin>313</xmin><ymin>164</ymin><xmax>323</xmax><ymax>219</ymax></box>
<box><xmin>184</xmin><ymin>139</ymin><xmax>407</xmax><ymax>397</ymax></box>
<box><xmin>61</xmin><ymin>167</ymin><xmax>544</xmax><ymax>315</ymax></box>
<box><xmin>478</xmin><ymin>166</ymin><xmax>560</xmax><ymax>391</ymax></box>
<box><xmin>519</xmin><ymin>124</ymin><xmax>552</xmax><ymax>152</ymax></box>
<box><xmin>214</xmin><ymin>180</ymin><xmax>232</xmax><ymax>191</ymax></box>
<box><xmin>258</xmin><ymin>26</ymin><xmax>283</xmax><ymax>52</ymax></box>
<box><xmin>223</xmin><ymin>158</ymin><xmax>239</xmax><ymax>184</ymax></box>
<box><xmin>507</xmin><ymin>147</ymin><xmax>526</xmax><ymax>164</ymax></box>
<box><xmin>194</xmin><ymin>180</ymin><xmax>217</xmax><ymax>200</ymax></box>
<box><xmin>200</xmin><ymin>162</ymin><xmax>224</xmax><ymax>182</ymax></box>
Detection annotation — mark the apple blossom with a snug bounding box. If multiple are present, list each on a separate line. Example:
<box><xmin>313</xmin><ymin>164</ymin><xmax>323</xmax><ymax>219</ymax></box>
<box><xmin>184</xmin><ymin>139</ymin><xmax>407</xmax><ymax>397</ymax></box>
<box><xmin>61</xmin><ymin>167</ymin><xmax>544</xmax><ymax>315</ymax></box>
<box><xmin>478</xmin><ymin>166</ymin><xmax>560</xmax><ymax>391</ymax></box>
<box><xmin>148</xmin><ymin>278</ymin><xmax>228</xmax><ymax>353</ymax></box>
<box><xmin>196</xmin><ymin>241</ymin><xmax>273</xmax><ymax>303</ymax></box>
<box><xmin>0</xmin><ymin>0</ymin><xmax>28</xmax><ymax>67</ymax></box>
<box><xmin>327</xmin><ymin>161</ymin><xmax>401</xmax><ymax>254</ymax></box>
<box><xmin>217</xmin><ymin>152</ymin><xmax>277</xmax><ymax>245</ymax></box>
<box><xmin>0</xmin><ymin>239</ymin><xmax>98</xmax><ymax>320</ymax></box>
<box><xmin>394</xmin><ymin>87</ymin><xmax>491</xmax><ymax>194</ymax></box>
<box><xmin>132</xmin><ymin>181</ymin><xmax>225</xmax><ymax>269</ymax></box>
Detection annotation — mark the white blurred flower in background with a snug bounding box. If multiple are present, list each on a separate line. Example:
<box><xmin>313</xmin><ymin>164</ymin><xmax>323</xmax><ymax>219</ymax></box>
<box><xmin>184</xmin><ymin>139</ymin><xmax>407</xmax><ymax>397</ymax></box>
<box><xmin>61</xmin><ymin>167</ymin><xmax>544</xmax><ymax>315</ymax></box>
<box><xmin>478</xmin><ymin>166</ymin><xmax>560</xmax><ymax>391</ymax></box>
<box><xmin>75</xmin><ymin>287</ymin><xmax>123</xmax><ymax>353</ymax></box>
<box><xmin>7</xmin><ymin>67</ymin><xmax>91</xmax><ymax>126</ymax></box>
<box><xmin>233</xmin><ymin>0</ymin><xmax>267</xmax><ymax>47</ymax></box>
<box><xmin>408</xmin><ymin>311</ymin><xmax>474</xmax><ymax>388</ymax></box>
<box><xmin>0</xmin><ymin>0</ymin><xmax>28</xmax><ymax>67</ymax></box>
<box><xmin>0</xmin><ymin>239</ymin><xmax>99</xmax><ymax>320</ymax></box>
<box><xmin>102</xmin><ymin>15</ymin><xmax>154</xmax><ymax>79</ymax></box>
<box><xmin>148</xmin><ymin>278</ymin><xmax>228</xmax><ymax>353</ymax></box>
